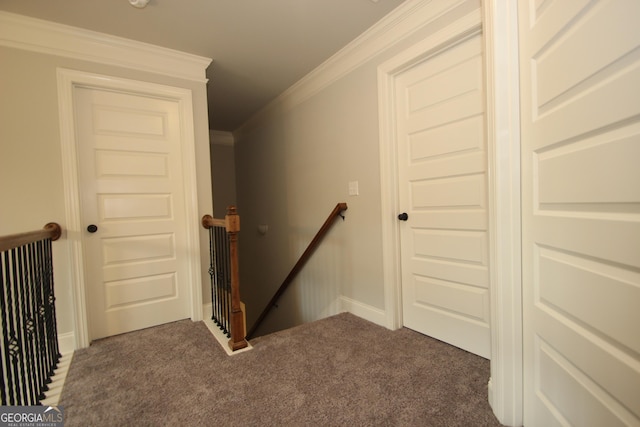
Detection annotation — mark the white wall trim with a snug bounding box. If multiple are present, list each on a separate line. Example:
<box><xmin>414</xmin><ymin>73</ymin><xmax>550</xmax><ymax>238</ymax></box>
<box><xmin>483</xmin><ymin>1</ymin><xmax>523</xmax><ymax>425</ymax></box>
<box><xmin>57</xmin><ymin>68</ymin><xmax>203</xmax><ymax>349</ymax></box>
<box><xmin>377</xmin><ymin>50</ymin><xmax>403</xmax><ymax>331</ymax></box>
<box><xmin>0</xmin><ymin>11</ymin><xmax>211</xmax><ymax>83</ymax></box>
<box><xmin>377</xmin><ymin>8</ymin><xmax>482</xmax><ymax>332</ymax></box>
<box><xmin>236</xmin><ymin>0</ymin><xmax>471</xmax><ymax>135</ymax></box>
<box><xmin>57</xmin><ymin>332</ymin><xmax>76</xmax><ymax>357</ymax></box>
<box><xmin>57</xmin><ymin>70</ymin><xmax>91</xmax><ymax>349</ymax></box>
<box><xmin>339</xmin><ymin>296</ymin><xmax>387</xmax><ymax>328</ymax></box>
<box><xmin>202</xmin><ymin>302</ymin><xmax>212</xmax><ymax>321</ymax></box>
<box><xmin>202</xmin><ymin>303</ymin><xmax>253</xmax><ymax>356</ymax></box>
<box><xmin>377</xmin><ymin>5</ymin><xmax>524</xmax><ymax>426</ymax></box>
<box><xmin>41</xmin><ymin>352</ymin><xmax>73</xmax><ymax>407</ymax></box>
<box><xmin>210</xmin><ymin>130</ymin><xmax>235</xmax><ymax>146</ymax></box>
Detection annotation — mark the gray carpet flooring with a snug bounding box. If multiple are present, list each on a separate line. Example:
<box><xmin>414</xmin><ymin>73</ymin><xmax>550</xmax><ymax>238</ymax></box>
<box><xmin>60</xmin><ymin>313</ymin><xmax>502</xmax><ymax>426</ymax></box>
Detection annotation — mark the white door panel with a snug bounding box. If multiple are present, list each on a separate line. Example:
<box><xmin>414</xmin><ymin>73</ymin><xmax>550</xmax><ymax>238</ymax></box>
<box><xmin>520</xmin><ymin>0</ymin><xmax>640</xmax><ymax>424</ymax></box>
<box><xmin>409</xmin><ymin>210</ymin><xmax>487</xmax><ymax>231</ymax></box>
<box><xmin>74</xmin><ymin>87</ymin><xmax>191</xmax><ymax>340</ymax></box>
<box><xmin>410</xmin><ymin>257</ymin><xmax>489</xmax><ymax>288</ymax></box>
<box><xmin>537</xmin><ymin>130</ymin><xmax>640</xmax><ymax>205</ymax></box>
<box><xmin>397</xmin><ymin>32</ymin><xmax>490</xmax><ymax>358</ymax></box>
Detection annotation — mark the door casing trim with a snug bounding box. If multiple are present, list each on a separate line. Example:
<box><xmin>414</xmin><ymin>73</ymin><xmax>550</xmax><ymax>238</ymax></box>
<box><xmin>482</xmin><ymin>1</ymin><xmax>523</xmax><ymax>425</ymax></box>
<box><xmin>377</xmin><ymin>4</ymin><xmax>523</xmax><ymax>425</ymax></box>
<box><xmin>57</xmin><ymin>68</ymin><xmax>203</xmax><ymax>349</ymax></box>
<box><xmin>377</xmin><ymin>7</ymin><xmax>482</xmax><ymax>331</ymax></box>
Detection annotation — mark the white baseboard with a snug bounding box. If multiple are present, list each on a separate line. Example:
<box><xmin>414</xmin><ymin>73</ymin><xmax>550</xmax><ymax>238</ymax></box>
<box><xmin>488</xmin><ymin>377</ymin><xmax>494</xmax><ymax>407</ymax></box>
<box><xmin>58</xmin><ymin>331</ymin><xmax>75</xmax><ymax>356</ymax></box>
<box><xmin>39</xmin><ymin>331</ymin><xmax>77</xmax><ymax>406</ymax></box>
<box><xmin>202</xmin><ymin>302</ymin><xmax>210</xmax><ymax>320</ymax></box>
<box><xmin>202</xmin><ymin>317</ymin><xmax>252</xmax><ymax>356</ymax></box>
<box><xmin>201</xmin><ymin>303</ymin><xmax>252</xmax><ymax>356</ymax></box>
<box><xmin>41</xmin><ymin>352</ymin><xmax>72</xmax><ymax>406</ymax></box>
<box><xmin>339</xmin><ymin>296</ymin><xmax>388</xmax><ymax>328</ymax></box>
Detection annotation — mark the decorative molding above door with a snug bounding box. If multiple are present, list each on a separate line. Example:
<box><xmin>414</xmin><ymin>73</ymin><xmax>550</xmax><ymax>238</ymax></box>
<box><xmin>0</xmin><ymin>11</ymin><xmax>211</xmax><ymax>83</ymax></box>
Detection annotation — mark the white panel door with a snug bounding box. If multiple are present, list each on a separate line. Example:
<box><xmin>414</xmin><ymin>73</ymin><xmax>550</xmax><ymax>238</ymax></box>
<box><xmin>74</xmin><ymin>86</ymin><xmax>191</xmax><ymax>340</ymax></box>
<box><xmin>397</xmin><ymin>34</ymin><xmax>490</xmax><ymax>358</ymax></box>
<box><xmin>519</xmin><ymin>0</ymin><xmax>640</xmax><ymax>425</ymax></box>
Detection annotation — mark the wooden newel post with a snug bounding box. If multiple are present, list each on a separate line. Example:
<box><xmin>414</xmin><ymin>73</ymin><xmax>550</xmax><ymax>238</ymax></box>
<box><xmin>225</xmin><ymin>205</ymin><xmax>248</xmax><ymax>351</ymax></box>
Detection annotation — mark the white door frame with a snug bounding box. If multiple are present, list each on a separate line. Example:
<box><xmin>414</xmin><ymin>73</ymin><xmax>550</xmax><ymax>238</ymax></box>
<box><xmin>57</xmin><ymin>68</ymin><xmax>203</xmax><ymax>349</ymax></box>
<box><xmin>482</xmin><ymin>1</ymin><xmax>523</xmax><ymax>425</ymax></box>
<box><xmin>377</xmin><ymin>3</ymin><xmax>523</xmax><ymax>425</ymax></box>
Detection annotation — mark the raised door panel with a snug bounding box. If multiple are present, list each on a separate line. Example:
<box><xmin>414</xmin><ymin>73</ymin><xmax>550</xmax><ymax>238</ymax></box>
<box><xmin>398</xmin><ymin>31</ymin><xmax>490</xmax><ymax>358</ymax></box>
<box><xmin>75</xmin><ymin>86</ymin><xmax>191</xmax><ymax>340</ymax></box>
<box><xmin>520</xmin><ymin>0</ymin><xmax>640</xmax><ymax>425</ymax></box>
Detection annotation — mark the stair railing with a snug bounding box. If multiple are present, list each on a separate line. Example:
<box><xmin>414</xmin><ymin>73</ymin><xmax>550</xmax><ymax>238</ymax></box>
<box><xmin>246</xmin><ymin>202</ymin><xmax>348</xmax><ymax>340</ymax></box>
<box><xmin>202</xmin><ymin>206</ymin><xmax>248</xmax><ymax>351</ymax></box>
<box><xmin>0</xmin><ymin>222</ymin><xmax>62</xmax><ymax>405</ymax></box>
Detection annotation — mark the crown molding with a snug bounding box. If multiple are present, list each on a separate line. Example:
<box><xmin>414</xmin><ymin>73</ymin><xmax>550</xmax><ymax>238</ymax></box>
<box><xmin>0</xmin><ymin>11</ymin><xmax>211</xmax><ymax>83</ymax></box>
<box><xmin>236</xmin><ymin>0</ymin><xmax>469</xmax><ymax>134</ymax></box>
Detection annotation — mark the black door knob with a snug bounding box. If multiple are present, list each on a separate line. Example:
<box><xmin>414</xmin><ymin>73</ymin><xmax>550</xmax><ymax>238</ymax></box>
<box><xmin>398</xmin><ymin>213</ymin><xmax>408</xmax><ymax>221</ymax></box>
<box><xmin>87</xmin><ymin>224</ymin><xmax>98</xmax><ymax>233</ymax></box>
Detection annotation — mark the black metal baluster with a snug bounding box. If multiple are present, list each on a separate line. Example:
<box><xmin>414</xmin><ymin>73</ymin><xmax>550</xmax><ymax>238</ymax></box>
<box><xmin>212</xmin><ymin>227</ymin><xmax>218</xmax><ymax>325</ymax></box>
<box><xmin>218</xmin><ymin>227</ymin><xmax>225</xmax><ymax>334</ymax></box>
<box><xmin>14</xmin><ymin>246</ymin><xmax>33</xmax><ymax>404</ymax></box>
<box><xmin>33</xmin><ymin>240</ymin><xmax>49</xmax><ymax>398</ymax></box>
<box><xmin>25</xmin><ymin>241</ymin><xmax>43</xmax><ymax>403</ymax></box>
<box><xmin>216</xmin><ymin>227</ymin><xmax>227</xmax><ymax>333</ymax></box>
<box><xmin>34</xmin><ymin>240</ymin><xmax>47</xmax><ymax>401</ymax></box>
<box><xmin>208</xmin><ymin>227</ymin><xmax>214</xmax><ymax>320</ymax></box>
<box><xmin>208</xmin><ymin>227</ymin><xmax>216</xmax><ymax>323</ymax></box>
<box><xmin>21</xmin><ymin>244</ymin><xmax>36</xmax><ymax>404</ymax></box>
<box><xmin>219</xmin><ymin>226</ymin><xmax>226</xmax><ymax>334</ymax></box>
<box><xmin>208</xmin><ymin>224</ymin><xmax>233</xmax><ymax>338</ymax></box>
<box><xmin>40</xmin><ymin>240</ymin><xmax>53</xmax><ymax>392</ymax></box>
<box><xmin>215</xmin><ymin>226</ymin><xmax>222</xmax><ymax>328</ymax></box>
<box><xmin>212</xmin><ymin>227</ymin><xmax>220</xmax><ymax>327</ymax></box>
<box><xmin>27</xmin><ymin>244</ymin><xmax>42</xmax><ymax>404</ymax></box>
<box><xmin>16</xmin><ymin>247</ymin><xmax>29</xmax><ymax>405</ymax></box>
<box><xmin>224</xmin><ymin>230</ymin><xmax>231</xmax><ymax>337</ymax></box>
<box><xmin>0</xmin><ymin>253</ymin><xmax>9</xmax><ymax>405</ymax></box>
<box><xmin>7</xmin><ymin>249</ymin><xmax>21</xmax><ymax>404</ymax></box>
<box><xmin>221</xmin><ymin>226</ymin><xmax>227</xmax><ymax>335</ymax></box>
<box><xmin>217</xmin><ymin>226</ymin><xmax>226</xmax><ymax>334</ymax></box>
<box><xmin>0</xmin><ymin>228</ymin><xmax>61</xmax><ymax>405</ymax></box>
<box><xmin>43</xmin><ymin>238</ymin><xmax>60</xmax><ymax>375</ymax></box>
<box><xmin>30</xmin><ymin>240</ymin><xmax>47</xmax><ymax>403</ymax></box>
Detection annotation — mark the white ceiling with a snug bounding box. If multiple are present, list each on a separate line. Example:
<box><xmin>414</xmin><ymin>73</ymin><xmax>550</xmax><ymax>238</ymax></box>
<box><xmin>0</xmin><ymin>0</ymin><xmax>406</xmax><ymax>131</ymax></box>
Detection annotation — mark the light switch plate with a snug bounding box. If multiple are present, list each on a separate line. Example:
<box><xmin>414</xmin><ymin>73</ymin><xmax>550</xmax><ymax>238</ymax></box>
<box><xmin>348</xmin><ymin>181</ymin><xmax>359</xmax><ymax>196</ymax></box>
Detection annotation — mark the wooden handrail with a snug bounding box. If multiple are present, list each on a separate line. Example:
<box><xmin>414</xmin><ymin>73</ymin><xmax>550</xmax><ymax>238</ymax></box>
<box><xmin>202</xmin><ymin>215</ymin><xmax>226</xmax><ymax>229</ymax></box>
<box><xmin>0</xmin><ymin>223</ymin><xmax>62</xmax><ymax>253</ymax></box>
<box><xmin>246</xmin><ymin>202</ymin><xmax>348</xmax><ymax>340</ymax></box>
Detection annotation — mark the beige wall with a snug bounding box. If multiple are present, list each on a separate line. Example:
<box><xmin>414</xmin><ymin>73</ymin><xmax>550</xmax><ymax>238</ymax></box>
<box><xmin>0</xmin><ymin>46</ymin><xmax>213</xmax><ymax>338</ymax></box>
<box><xmin>235</xmin><ymin>1</ymin><xmax>480</xmax><ymax>336</ymax></box>
<box><xmin>209</xmin><ymin>132</ymin><xmax>237</xmax><ymax>219</ymax></box>
<box><xmin>234</xmin><ymin>61</ymin><xmax>387</xmax><ymax>336</ymax></box>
